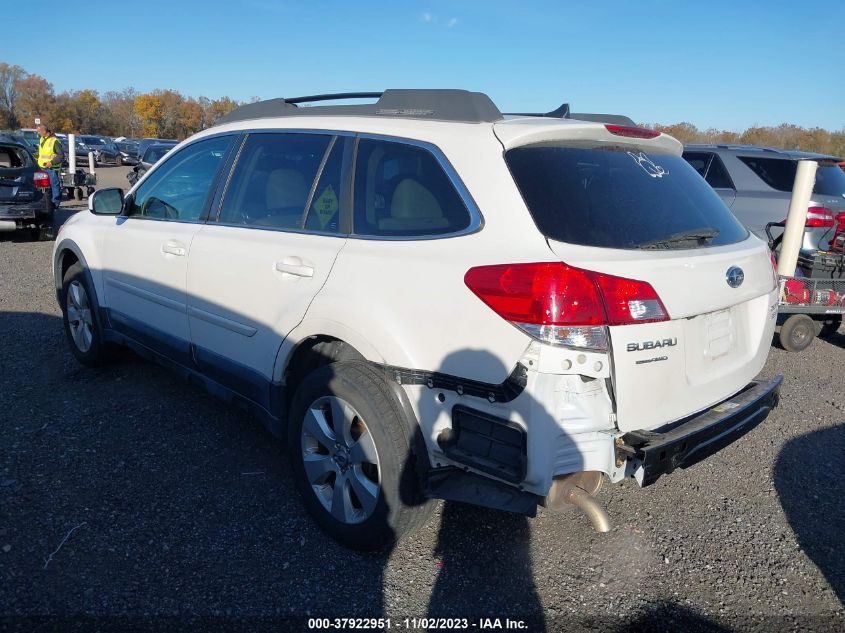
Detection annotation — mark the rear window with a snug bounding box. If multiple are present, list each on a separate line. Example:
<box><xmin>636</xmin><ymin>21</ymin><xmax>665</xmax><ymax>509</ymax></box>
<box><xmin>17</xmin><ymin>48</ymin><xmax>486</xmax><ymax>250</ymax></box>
<box><xmin>739</xmin><ymin>156</ymin><xmax>845</xmax><ymax>195</ymax></box>
<box><xmin>0</xmin><ymin>144</ymin><xmax>31</xmax><ymax>168</ymax></box>
<box><xmin>506</xmin><ymin>143</ymin><xmax>748</xmax><ymax>250</ymax></box>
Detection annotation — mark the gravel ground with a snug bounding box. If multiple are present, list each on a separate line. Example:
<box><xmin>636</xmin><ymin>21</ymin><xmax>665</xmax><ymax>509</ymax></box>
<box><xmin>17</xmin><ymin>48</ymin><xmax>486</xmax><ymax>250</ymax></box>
<box><xmin>1</xmin><ymin>191</ymin><xmax>843</xmax><ymax>632</ymax></box>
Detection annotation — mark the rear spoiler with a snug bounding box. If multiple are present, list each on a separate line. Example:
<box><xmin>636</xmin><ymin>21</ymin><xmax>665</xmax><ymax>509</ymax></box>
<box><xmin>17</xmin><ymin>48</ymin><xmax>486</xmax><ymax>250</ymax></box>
<box><xmin>504</xmin><ymin>102</ymin><xmax>636</xmax><ymax>127</ymax></box>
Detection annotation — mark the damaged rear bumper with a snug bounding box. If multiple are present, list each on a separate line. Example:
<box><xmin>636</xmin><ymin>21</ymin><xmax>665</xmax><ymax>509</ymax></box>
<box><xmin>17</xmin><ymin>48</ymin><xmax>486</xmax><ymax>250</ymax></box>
<box><xmin>616</xmin><ymin>375</ymin><xmax>783</xmax><ymax>486</ymax></box>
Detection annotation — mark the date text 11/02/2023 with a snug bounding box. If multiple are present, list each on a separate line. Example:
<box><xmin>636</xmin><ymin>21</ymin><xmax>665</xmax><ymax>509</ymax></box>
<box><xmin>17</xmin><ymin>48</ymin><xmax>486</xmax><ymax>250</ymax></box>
<box><xmin>306</xmin><ymin>617</ymin><xmax>529</xmax><ymax>630</ymax></box>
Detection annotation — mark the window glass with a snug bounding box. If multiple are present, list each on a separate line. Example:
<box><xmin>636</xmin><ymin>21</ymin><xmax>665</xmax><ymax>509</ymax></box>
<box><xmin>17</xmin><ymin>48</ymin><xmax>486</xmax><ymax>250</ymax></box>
<box><xmin>704</xmin><ymin>155</ymin><xmax>734</xmax><ymax>189</ymax></box>
<box><xmin>506</xmin><ymin>143</ymin><xmax>748</xmax><ymax>250</ymax></box>
<box><xmin>304</xmin><ymin>138</ymin><xmax>344</xmax><ymax>233</ymax></box>
<box><xmin>738</xmin><ymin>156</ymin><xmax>795</xmax><ymax>191</ymax></box>
<box><xmin>128</xmin><ymin>135</ymin><xmax>233</xmax><ymax>222</ymax></box>
<box><xmin>218</xmin><ymin>133</ymin><xmax>331</xmax><ymax>229</ymax></box>
<box><xmin>740</xmin><ymin>156</ymin><xmax>845</xmax><ymax>195</ymax></box>
<box><xmin>813</xmin><ymin>164</ymin><xmax>845</xmax><ymax>195</ymax></box>
<box><xmin>682</xmin><ymin>151</ymin><xmax>709</xmax><ymax>177</ymax></box>
<box><xmin>353</xmin><ymin>139</ymin><xmax>471</xmax><ymax>237</ymax></box>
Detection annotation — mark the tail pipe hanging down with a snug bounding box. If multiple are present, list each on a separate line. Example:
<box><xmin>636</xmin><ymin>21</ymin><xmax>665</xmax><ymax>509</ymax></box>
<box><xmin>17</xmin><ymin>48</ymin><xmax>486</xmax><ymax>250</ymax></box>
<box><xmin>542</xmin><ymin>471</ymin><xmax>611</xmax><ymax>533</ymax></box>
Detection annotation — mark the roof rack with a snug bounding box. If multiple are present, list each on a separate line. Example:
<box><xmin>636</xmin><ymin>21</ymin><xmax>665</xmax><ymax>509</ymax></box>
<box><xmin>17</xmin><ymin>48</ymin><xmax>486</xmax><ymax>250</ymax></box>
<box><xmin>214</xmin><ymin>90</ymin><xmax>636</xmax><ymax>127</ymax></box>
<box><xmin>215</xmin><ymin>89</ymin><xmax>503</xmax><ymax>125</ymax></box>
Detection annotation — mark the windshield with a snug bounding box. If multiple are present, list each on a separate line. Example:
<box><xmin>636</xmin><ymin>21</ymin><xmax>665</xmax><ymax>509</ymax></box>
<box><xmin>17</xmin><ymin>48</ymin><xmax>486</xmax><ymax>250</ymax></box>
<box><xmin>505</xmin><ymin>143</ymin><xmax>749</xmax><ymax>250</ymax></box>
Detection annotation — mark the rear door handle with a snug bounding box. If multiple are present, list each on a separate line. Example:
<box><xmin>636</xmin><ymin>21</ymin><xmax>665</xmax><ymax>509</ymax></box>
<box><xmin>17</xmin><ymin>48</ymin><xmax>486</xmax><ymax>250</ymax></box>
<box><xmin>275</xmin><ymin>257</ymin><xmax>314</xmax><ymax>278</ymax></box>
<box><xmin>162</xmin><ymin>241</ymin><xmax>187</xmax><ymax>257</ymax></box>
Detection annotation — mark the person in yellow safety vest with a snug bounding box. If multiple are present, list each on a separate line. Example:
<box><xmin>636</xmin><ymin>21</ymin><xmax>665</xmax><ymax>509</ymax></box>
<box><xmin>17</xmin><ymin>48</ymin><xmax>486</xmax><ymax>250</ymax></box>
<box><xmin>36</xmin><ymin>124</ymin><xmax>64</xmax><ymax>207</ymax></box>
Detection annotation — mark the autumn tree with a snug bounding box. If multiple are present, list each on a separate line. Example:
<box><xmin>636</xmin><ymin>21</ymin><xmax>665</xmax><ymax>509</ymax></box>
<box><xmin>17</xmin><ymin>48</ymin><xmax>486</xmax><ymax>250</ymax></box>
<box><xmin>134</xmin><ymin>93</ymin><xmax>164</xmax><ymax>137</ymax></box>
<box><xmin>13</xmin><ymin>73</ymin><xmax>53</xmax><ymax>127</ymax></box>
<box><xmin>102</xmin><ymin>88</ymin><xmax>139</xmax><ymax>137</ymax></box>
<box><xmin>202</xmin><ymin>96</ymin><xmax>238</xmax><ymax>128</ymax></box>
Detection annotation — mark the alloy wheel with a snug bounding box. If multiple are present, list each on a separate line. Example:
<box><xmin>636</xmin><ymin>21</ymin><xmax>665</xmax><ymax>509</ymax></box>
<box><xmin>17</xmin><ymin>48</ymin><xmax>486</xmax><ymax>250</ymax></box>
<box><xmin>66</xmin><ymin>280</ymin><xmax>94</xmax><ymax>353</ymax></box>
<box><xmin>300</xmin><ymin>395</ymin><xmax>381</xmax><ymax>524</ymax></box>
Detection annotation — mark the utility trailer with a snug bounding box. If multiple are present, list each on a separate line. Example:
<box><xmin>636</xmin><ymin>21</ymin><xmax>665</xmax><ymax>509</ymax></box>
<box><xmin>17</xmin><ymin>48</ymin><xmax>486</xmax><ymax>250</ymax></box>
<box><xmin>767</xmin><ymin>221</ymin><xmax>845</xmax><ymax>351</ymax></box>
<box><xmin>60</xmin><ymin>168</ymin><xmax>97</xmax><ymax>201</ymax></box>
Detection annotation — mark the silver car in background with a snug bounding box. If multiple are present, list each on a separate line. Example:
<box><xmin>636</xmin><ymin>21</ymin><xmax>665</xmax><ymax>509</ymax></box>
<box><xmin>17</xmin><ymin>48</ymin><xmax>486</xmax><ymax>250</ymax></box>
<box><xmin>683</xmin><ymin>145</ymin><xmax>845</xmax><ymax>252</ymax></box>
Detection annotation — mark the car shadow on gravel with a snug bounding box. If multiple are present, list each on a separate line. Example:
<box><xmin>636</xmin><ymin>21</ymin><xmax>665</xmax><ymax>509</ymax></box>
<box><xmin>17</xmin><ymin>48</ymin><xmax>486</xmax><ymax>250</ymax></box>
<box><xmin>0</xmin><ymin>311</ymin><xmax>396</xmax><ymax>626</ymax></box>
<box><xmin>774</xmin><ymin>424</ymin><xmax>845</xmax><ymax>606</ymax></box>
<box><xmin>1</xmin><ymin>313</ymin><xmax>568</xmax><ymax>628</ymax></box>
<box><xmin>818</xmin><ymin>329</ymin><xmax>845</xmax><ymax>350</ymax></box>
<box><xmin>612</xmin><ymin>601</ymin><xmax>730</xmax><ymax>632</ymax></box>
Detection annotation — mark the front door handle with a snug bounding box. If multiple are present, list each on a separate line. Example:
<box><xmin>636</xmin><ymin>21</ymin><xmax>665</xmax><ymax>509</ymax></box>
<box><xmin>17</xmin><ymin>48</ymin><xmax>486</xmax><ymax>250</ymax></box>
<box><xmin>275</xmin><ymin>257</ymin><xmax>314</xmax><ymax>278</ymax></box>
<box><xmin>162</xmin><ymin>241</ymin><xmax>187</xmax><ymax>257</ymax></box>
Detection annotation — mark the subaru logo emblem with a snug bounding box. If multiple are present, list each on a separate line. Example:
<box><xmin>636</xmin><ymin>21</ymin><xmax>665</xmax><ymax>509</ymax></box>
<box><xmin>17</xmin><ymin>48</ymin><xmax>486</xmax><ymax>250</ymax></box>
<box><xmin>726</xmin><ymin>266</ymin><xmax>744</xmax><ymax>288</ymax></box>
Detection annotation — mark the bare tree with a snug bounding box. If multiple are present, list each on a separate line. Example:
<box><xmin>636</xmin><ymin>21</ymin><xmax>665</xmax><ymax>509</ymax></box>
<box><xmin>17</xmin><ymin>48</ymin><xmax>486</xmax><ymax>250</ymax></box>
<box><xmin>0</xmin><ymin>63</ymin><xmax>26</xmax><ymax>128</ymax></box>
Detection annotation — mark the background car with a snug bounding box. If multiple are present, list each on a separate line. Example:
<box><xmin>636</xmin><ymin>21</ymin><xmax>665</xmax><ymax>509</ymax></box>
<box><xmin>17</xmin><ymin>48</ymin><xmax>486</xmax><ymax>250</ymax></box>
<box><xmin>126</xmin><ymin>143</ymin><xmax>174</xmax><ymax>185</ymax></box>
<box><xmin>683</xmin><ymin>144</ymin><xmax>845</xmax><ymax>252</ymax></box>
<box><xmin>137</xmin><ymin>138</ymin><xmax>178</xmax><ymax>158</ymax></box>
<box><xmin>0</xmin><ymin>134</ymin><xmax>52</xmax><ymax>240</ymax></box>
<box><xmin>115</xmin><ymin>140</ymin><xmax>140</xmax><ymax>165</ymax></box>
<box><xmin>77</xmin><ymin>135</ymin><xmax>124</xmax><ymax>166</ymax></box>
<box><xmin>16</xmin><ymin>128</ymin><xmax>39</xmax><ymax>151</ymax></box>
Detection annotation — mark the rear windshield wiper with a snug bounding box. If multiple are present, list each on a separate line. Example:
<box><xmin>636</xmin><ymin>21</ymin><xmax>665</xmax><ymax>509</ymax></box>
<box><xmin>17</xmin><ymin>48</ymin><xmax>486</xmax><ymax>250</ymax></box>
<box><xmin>638</xmin><ymin>227</ymin><xmax>720</xmax><ymax>250</ymax></box>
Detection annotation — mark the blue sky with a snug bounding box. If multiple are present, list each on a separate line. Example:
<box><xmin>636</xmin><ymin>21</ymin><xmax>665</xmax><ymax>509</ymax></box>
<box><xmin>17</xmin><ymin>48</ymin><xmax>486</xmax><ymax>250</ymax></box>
<box><xmin>5</xmin><ymin>0</ymin><xmax>844</xmax><ymax>131</ymax></box>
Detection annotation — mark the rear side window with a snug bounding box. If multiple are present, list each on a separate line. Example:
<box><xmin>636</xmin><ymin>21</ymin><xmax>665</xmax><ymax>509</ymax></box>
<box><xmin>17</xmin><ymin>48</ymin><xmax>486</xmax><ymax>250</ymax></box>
<box><xmin>304</xmin><ymin>138</ymin><xmax>344</xmax><ymax>233</ymax></box>
<box><xmin>704</xmin><ymin>155</ymin><xmax>733</xmax><ymax>189</ymax></box>
<box><xmin>506</xmin><ymin>143</ymin><xmax>748</xmax><ymax>250</ymax></box>
<box><xmin>740</xmin><ymin>156</ymin><xmax>845</xmax><ymax>195</ymax></box>
<box><xmin>353</xmin><ymin>139</ymin><xmax>471</xmax><ymax>237</ymax></box>
<box><xmin>682</xmin><ymin>151</ymin><xmax>734</xmax><ymax>189</ymax></box>
<box><xmin>218</xmin><ymin>133</ymin><xmax>333</xmax><ymax>230</ymax></box>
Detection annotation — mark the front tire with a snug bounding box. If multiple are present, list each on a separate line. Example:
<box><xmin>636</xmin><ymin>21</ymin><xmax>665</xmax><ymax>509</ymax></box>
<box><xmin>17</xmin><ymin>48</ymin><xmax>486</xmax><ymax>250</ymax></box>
<box><xmin>287</xmin><ymin>361</ymin><xmax>431</xmax><ymax>550</ymax></box>
<box><xmin>61</xmin><ymin>263</ymin><xmax>113</xmax><ymax>366</ymax></box>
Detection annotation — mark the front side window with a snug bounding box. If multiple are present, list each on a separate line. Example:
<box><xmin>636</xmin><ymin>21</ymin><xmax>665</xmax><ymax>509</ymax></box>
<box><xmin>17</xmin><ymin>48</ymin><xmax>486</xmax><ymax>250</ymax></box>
<box><xmin>218</xmin><ymin>133</ymin><xmax>333</xmax><ymax>230</ymax></box>
<box><xmin>127</xmin><ymin>135</ymin><xmax>233</xmax><ymax>222</ymax></box>
<box><xmin>352</xmin><ymin>139</ymin><xmax>471</xmax><ymax>237</ymax></box>
<box><xmin>506</xmin><ymin>143</ymin><xmax>748</xmax><ymax>250</ymax></box>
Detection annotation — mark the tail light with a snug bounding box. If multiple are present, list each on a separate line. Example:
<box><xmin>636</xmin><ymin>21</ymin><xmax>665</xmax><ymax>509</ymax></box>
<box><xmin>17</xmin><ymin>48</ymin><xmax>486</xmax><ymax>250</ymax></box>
<box><xmin>769</xmin><ymin>252</ymin><xmax>779</xmax><ymax>287</ymax></box>
<box><xmin>805</xmin><ymin>207</ymin><xmax>835</xmax><ymax>228</ymax></box>
<box><xmin>464</xmin><ymin>262</ymin><xmax>669</xmax><ymax>351</ymax></box>
<box><xmin>604</xmin><ymin>124</ymin><xmax>660</xmax><ymax>139</ymax></box>
<box><xmin>783</xmin><ymin>207</ymin><xmax>835</xmax><ymax>228</ymax></box>
<box><xmin>33</xmin><ymin>170</ymin><xmax>51</xmax><ymax>188</ymax></box>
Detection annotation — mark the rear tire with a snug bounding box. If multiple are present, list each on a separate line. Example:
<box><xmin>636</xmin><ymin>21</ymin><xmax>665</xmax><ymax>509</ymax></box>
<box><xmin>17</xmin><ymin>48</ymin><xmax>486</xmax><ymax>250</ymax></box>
<box><xmin>816</xmin><ymin>315</ymin><xmax>842</xmax><ymax>338</ymax></box>
<box><xmin>287</xmin><ymin>361</ymin><xmax>432</xmax><ymax>551</ymax></box>
<box><xmin>780</xmin><ymin>314</ymin><xmax>816</xmax><ymax>352</ymax></box>
<box><xmin>61</xmin><ymin>263</ymin><xmax>114</xmax><ymax>366</ymax></box>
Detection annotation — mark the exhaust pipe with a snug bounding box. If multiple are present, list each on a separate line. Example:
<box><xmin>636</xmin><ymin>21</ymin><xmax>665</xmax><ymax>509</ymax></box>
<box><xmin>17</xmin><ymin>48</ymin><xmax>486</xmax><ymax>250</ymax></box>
<box><xmin>543</xmin><ymin>471</ymin><xmax>611</xmax><ymax>533</ymax></box>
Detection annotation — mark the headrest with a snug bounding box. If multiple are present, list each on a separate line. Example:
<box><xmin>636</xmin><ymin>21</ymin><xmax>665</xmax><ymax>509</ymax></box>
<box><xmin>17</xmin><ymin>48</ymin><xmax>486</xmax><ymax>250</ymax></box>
<box><xmin>266</xmin><ymin>169</ymin><xmax>308</xmax><ymax>210</ymax></box>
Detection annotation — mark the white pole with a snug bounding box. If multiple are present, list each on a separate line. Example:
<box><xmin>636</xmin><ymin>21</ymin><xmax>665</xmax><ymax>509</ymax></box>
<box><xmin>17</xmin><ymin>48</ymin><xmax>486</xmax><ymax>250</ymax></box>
<box><xmin>68</xmin><ymin>133</ymin><xmax>76</xmax><ymax>174</ymax></box>
<box><xmin>88</xmin><ymin>151</ymin><xmax>96</xmax><ymax>175</ymax></box>
<box><xmin>777</xmin><ymin>160</ymin><xmax>818</xmax><ymax>277</ymax></box>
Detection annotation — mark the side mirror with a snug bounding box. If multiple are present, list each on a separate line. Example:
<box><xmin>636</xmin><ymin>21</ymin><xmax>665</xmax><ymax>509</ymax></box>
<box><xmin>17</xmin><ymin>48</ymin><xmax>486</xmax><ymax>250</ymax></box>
<box><xmin>89</xmin><ymin>187</ymin><xmax>124</xmax><ymax>215</ymax></box>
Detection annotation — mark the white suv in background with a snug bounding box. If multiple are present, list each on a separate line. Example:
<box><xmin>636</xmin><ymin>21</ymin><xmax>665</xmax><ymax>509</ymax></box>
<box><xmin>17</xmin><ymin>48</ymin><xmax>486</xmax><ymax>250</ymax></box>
<box><xmin>52</xmin><ymin>90</ymin><xmax>782</xmax><ymax>550</ymax></box>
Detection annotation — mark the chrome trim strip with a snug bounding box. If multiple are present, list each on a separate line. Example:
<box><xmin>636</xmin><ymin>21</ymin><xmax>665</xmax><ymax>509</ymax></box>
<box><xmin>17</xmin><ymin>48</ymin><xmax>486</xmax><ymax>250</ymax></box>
<box><xmin>187</xmin><ymin>306</ymin><xmax>257</xmax><ymax>337</ymax></box>
<box><xmin>105</xmin><ymin>277</ymin><xmax>185</xmax><ymax>312</ymax></box>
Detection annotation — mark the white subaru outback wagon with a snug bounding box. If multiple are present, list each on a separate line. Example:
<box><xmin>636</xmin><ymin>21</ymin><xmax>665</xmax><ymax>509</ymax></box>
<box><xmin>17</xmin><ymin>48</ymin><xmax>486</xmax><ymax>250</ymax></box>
<box><xmin>52</xmin><ymin>90</ymin><xmax>782</xmax><ymax>550</ymax></box>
